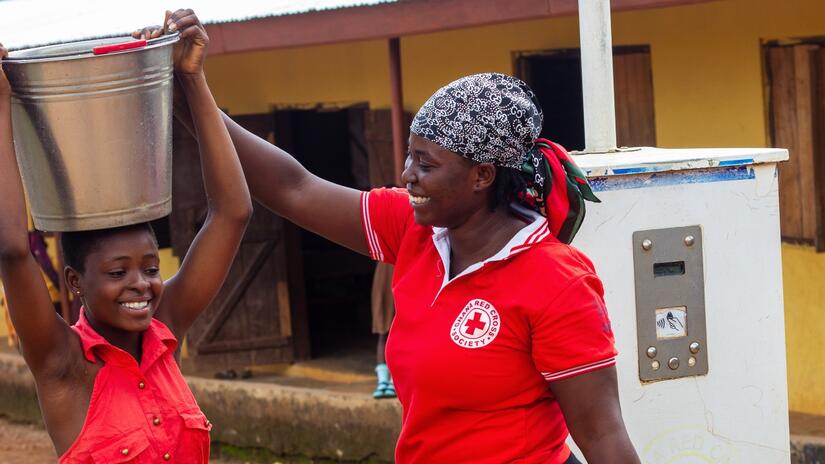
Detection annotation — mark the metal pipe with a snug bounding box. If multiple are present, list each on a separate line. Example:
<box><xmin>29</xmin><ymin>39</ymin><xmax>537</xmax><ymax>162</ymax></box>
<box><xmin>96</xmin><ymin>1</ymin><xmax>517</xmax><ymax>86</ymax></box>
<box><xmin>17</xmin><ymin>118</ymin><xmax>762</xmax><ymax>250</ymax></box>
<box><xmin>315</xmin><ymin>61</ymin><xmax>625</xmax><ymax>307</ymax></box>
<box><xmin>578</xmin><ymin>0</ymin><xmax>617</xmax><ymax>153</ymax></box>
<box><xmin>388</xmin><ymin>37</ymin><xmax>406</xmax><ymax>186</ymax></box>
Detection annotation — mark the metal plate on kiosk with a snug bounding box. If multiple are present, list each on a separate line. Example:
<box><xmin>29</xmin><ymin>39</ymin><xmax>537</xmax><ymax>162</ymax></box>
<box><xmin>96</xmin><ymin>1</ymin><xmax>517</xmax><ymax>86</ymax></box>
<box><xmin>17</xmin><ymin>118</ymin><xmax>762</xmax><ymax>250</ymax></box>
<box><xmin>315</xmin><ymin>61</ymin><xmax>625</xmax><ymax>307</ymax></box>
<box><xmin>633</xmin><ymin>225</ymin><xmax>708</xmax><ymax>382</ymax></box>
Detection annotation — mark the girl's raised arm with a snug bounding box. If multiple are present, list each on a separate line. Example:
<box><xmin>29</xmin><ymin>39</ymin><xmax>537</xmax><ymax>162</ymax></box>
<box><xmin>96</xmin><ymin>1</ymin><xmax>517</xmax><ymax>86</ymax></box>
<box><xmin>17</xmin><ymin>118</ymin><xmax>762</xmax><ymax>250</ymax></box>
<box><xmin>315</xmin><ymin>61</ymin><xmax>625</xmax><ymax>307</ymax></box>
<box><xmin>0</xmin><ymin>46</ymin><xmax>77</xmax><ymax>375</ymax></box>
<box><xmin>156</xmin><ymin>11</ymin><xmax>253</xmax><ymax>336</ymax></box>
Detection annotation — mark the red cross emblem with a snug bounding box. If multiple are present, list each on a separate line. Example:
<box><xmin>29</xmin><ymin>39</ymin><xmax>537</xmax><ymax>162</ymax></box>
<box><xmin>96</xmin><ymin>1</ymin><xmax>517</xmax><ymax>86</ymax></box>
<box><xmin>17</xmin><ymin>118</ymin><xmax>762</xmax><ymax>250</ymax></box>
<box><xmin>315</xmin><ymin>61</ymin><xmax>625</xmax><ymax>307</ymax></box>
<box><xmin>450</xmin><ymin>299</ymin><xmax>500</xmax><ymax>349</ymax></box>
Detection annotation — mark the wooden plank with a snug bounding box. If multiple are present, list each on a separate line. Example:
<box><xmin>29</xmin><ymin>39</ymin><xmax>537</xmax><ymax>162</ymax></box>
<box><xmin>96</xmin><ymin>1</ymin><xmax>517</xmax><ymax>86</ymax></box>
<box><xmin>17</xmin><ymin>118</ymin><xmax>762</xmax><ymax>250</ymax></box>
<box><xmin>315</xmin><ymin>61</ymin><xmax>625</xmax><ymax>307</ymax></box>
<box><xmin>275</xmin><ymin>240</ymin><xmax>292</xmax><ymax>338</ymax></box>
<box><xmin>767</xmin><ymin>46</ymin><xmax>804</xmax><ymax>241</ymax></box>
<box><xmin>812</xmin><ymin>48</ymin><xmax>825</xmax><ymax>252</ymax></box>
<box><xmin>284</xmin><ymin>222</ymin><xmax>311</xmax><ymax>360</ymax></box>
<box><xmin>197</xmin><ymin>335</ymin><xmax>290</xmax><ymax>354</ymax></box>
<box><xmin>389</xmin><ymin>38</ymin><xmax>406</xmax><ymax>187</ymax></box>
<box><xmin>272</xmin><ymin>111</ymin><xmax>312</xmax><ymax>360</ymax></box>
<box><xmin>193</xmin><ymin>346</ymin><xmax>294</xmax><ymax>370</ymax></box>
<box><xmin>614</xmin><ymin>49</ymin><xmax>656</xmax><ymax>147</ymax></box>
<box><xmin>206</xmin><ymin>0</ymin><xmax>721</xmax><ymax>56</ymax></box>
<box><xmin>365</xmin><ymin>109</ymin><xmax>398</xmax><ymax>187</ymax></box>
<box><xmin>794</xmin><ymin>45</ymin><xmax>818</xmax><ymax>242</ymax></box>
<box><xmin>347</xmin><ymin>107</ymin><xmax>372</xmax><ymax>191</ymax></box>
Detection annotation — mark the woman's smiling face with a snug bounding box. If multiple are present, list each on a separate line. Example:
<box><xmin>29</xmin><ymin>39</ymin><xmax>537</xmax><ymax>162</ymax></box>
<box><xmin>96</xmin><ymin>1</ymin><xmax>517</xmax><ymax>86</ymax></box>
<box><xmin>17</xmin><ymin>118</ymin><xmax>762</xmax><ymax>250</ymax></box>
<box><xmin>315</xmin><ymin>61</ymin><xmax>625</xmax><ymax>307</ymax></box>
<box><xmin>403</xmin><ymin>134</ymin><xmax>489</xmax><ymax>228</ymax></box>
<box><xmin>72</xmin><ymin>228</ymin><xmax>164</xmax><ymax>335</ymax></box>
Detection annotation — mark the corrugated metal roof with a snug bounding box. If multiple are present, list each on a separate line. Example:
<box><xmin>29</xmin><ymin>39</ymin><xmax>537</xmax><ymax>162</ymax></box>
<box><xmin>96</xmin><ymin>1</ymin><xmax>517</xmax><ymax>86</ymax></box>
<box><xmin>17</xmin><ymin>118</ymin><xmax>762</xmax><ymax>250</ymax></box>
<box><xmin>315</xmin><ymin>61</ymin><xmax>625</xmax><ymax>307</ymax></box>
<box><xmin>0</xmin><ymin>0</ymin><xmax>399</xmax><ymax>50</ymax></box>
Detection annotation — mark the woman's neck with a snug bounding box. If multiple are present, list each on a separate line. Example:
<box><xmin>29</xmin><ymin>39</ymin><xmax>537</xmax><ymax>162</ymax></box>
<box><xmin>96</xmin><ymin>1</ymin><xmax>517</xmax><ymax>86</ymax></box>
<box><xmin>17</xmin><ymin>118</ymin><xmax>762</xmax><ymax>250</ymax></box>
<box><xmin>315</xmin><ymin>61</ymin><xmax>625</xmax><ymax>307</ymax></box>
<box><xmin>446</xmin><ymin>206</ymin><xmax>526</xmax><ymax>279</ymax></box>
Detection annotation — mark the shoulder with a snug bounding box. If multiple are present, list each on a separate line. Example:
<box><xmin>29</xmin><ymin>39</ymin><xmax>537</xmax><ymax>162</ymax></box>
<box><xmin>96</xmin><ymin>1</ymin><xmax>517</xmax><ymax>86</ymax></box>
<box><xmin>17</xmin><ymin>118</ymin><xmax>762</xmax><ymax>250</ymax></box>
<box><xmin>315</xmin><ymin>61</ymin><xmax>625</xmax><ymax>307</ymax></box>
<box><xmin>364</xmin><ymin>187</ymin><xmax>412</xmax><ymax>217</ymax></box>
<box><xmin>521</xmin><ymin>240</ymin><xmax>599</xmax><ymax>283</ymax></box>
<box><xmin>511</xmin><ymin>241</ymin><xmax>605</xmax><ymax>316</ymax></box>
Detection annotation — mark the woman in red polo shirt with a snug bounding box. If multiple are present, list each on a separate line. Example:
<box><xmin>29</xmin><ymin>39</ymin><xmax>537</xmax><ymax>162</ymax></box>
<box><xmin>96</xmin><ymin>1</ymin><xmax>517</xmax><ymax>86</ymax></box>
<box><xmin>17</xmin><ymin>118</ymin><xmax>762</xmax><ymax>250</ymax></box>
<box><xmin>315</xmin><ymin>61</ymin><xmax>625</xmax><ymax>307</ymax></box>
<box><xmin>174</xmin><ymin>33</ymin><xmax>638</xmax><ymax>460</ymax></box>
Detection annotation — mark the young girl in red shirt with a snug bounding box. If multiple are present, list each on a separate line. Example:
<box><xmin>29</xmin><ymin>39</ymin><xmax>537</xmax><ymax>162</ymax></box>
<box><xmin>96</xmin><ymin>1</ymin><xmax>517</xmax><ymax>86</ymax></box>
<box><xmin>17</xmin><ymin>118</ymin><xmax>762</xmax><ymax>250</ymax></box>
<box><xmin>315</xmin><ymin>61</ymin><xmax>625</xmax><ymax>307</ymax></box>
<box><xmin>0</xmin><ymin>10</ymin><xmax>251</xmax><ymax>463</ymax></box>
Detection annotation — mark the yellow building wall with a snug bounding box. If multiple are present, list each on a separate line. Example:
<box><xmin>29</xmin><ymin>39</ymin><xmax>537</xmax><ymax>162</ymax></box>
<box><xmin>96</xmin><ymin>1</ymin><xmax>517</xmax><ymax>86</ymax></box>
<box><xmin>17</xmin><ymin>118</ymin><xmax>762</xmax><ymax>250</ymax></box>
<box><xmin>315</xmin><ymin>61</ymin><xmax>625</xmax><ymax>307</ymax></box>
<box><xmin>201</xmin><ymin>0</ymin><xmax>825</xmax><ymax>414</ymax></box>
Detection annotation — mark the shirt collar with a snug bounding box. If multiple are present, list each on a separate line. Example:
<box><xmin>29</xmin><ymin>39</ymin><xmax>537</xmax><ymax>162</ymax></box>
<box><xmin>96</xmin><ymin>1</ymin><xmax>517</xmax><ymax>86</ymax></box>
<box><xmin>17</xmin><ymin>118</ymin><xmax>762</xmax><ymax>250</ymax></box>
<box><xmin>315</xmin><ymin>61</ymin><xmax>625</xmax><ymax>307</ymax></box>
<box><xmin>73</xmin><ymin>308</ymin><xmax>178</xmax><ymax>368</ymax></box>
<box><xmin>431</xmin><ymin>204</ymin><xmax>553</xmax><ymax>285</ymax></box>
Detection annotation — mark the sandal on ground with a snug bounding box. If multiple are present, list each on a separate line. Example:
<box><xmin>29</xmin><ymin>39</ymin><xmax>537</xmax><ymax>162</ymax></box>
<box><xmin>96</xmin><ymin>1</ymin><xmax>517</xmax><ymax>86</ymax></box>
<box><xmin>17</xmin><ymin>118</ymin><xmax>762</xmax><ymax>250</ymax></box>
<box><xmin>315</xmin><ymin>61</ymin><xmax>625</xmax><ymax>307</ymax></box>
<box><xmin>373</xmin><ymin>363</ymin><xmax>397</xmax><ymax>399</ymax></box>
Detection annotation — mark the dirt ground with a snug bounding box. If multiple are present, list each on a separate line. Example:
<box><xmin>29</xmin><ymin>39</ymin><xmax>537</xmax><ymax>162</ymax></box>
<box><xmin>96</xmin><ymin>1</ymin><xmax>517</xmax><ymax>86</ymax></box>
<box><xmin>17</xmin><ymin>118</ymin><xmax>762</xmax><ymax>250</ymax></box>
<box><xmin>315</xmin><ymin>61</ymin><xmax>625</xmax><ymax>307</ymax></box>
<box><xmin>0</xmin><ymin>416</ymin><xmax>258</xmax><ymax>463</ymax></box>
<box><xmin>0</xmin><ymin>417</ymin><xmax>55</xmax><ymax>464</ymax></box>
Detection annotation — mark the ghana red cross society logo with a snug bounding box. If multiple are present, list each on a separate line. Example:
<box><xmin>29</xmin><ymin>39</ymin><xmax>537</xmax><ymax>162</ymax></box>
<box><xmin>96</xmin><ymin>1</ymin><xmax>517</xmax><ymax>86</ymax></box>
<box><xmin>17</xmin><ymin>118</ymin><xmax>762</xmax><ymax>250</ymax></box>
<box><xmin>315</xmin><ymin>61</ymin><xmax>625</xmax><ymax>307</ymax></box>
<box><xmin>450</xmin><ymin>299</ymin><xmax>500</xmax><ymax>349</ymax></box>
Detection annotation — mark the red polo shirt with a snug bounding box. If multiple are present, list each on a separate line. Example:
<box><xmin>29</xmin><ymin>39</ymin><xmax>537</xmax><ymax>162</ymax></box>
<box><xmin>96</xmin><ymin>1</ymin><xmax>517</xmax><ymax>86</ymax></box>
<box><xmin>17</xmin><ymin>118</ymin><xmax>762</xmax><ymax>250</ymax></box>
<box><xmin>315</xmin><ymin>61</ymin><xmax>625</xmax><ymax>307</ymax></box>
<box><xmin>361</xmin><ymin>188</ymin><xmax>617</xmax><ymax>464</ymax></box>
<box><xmin>60</xmin><ymin>311</ymin><xmax>211</xmax><ymax>463</ymax></box>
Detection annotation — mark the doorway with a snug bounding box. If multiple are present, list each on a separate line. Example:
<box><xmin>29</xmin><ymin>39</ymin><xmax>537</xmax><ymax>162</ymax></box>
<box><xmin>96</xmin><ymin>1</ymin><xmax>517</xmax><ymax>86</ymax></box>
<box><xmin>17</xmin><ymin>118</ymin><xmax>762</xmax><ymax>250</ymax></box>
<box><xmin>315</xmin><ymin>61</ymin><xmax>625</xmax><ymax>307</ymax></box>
<box><xmin>273</xmin><ymin>107</ymin><xmax>376</xmax><ymax>358</ymax></box>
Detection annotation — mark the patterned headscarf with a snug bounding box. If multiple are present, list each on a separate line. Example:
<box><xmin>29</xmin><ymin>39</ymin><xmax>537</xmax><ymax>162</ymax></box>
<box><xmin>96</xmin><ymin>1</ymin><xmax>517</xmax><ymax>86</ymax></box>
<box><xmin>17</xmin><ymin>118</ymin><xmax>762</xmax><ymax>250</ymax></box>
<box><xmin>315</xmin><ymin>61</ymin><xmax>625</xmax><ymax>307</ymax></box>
<box><xmin>411</xmin><ymin>73</ymin><xmax>542</xmax><ymax>168</ymax></box>
<box><xmin>410</xmin><ymin>73</ymin><xmax>600</xmax><ymax>243</ymax></box>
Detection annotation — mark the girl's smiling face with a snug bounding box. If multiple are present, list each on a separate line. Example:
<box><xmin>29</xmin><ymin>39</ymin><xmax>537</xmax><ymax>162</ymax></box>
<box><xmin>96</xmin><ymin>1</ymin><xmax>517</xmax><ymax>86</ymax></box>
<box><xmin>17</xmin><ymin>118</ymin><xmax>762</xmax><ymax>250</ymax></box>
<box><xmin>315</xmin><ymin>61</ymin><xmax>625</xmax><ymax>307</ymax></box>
<box><xmin>68</xmin><ymin>228</ymin><xmax>164</xmax><ymax>337</ymax></box>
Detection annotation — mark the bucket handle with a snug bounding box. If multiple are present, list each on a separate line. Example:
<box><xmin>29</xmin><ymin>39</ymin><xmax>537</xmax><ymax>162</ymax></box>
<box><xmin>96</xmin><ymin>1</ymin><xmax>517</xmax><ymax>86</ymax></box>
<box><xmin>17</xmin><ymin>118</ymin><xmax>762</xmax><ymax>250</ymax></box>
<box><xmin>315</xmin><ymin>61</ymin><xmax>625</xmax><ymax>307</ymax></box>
<box><xmin>92</xmin><ymin>39</ymin><xmax>147</xmax><ymax>56</ymax></box>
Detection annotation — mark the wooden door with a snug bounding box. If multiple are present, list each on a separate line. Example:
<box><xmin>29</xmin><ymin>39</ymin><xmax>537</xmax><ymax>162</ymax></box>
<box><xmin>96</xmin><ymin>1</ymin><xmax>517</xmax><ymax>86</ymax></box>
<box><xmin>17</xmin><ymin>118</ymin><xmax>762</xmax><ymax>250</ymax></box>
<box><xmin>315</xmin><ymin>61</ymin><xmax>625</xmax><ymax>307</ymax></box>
<box><xmin>170</xmin><ymin>115</ymin><xmax>309</xmax><ymax>369</ymax></box>
<box><xmin>766</xmin><ymin>44</ymin><xmax>825</xmax><ymax>250</ymax></box>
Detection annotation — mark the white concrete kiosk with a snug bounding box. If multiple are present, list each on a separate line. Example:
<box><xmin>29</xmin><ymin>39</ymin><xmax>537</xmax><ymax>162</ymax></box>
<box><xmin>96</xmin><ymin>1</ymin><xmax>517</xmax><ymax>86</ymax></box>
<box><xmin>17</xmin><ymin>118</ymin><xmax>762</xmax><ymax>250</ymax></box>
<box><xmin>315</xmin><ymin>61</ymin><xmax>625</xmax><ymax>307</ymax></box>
<box><xmin>569</xmin><ymin>147</ymin><xmax>790</xmax><ymax>463</ymax></box>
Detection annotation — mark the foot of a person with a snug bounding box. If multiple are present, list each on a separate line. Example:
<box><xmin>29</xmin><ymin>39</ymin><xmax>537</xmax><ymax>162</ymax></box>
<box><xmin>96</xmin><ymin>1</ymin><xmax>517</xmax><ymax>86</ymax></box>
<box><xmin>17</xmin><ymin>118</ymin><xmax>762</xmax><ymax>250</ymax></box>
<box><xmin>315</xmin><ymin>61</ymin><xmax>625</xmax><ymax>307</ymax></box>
<box><xmin>373</xmin><ymin>363</ymin><xmax>396</xmax><ymax>399</ymax></box>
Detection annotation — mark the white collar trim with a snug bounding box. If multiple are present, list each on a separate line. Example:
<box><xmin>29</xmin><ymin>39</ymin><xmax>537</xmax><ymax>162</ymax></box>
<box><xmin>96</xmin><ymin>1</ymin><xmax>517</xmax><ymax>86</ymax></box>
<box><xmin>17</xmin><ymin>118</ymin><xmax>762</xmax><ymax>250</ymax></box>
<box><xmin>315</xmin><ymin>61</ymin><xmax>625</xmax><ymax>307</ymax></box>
<box><xmin>431</xmin><ymin>205</ymin><xmax>549</xmax><ymax>288</ymax></box>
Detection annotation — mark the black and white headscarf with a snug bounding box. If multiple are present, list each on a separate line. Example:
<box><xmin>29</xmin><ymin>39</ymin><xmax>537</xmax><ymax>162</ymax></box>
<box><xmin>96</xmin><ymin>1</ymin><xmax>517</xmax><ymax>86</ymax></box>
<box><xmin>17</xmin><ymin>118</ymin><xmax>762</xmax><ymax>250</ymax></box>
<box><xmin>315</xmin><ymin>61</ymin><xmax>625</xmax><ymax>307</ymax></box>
<box><xmin>410</xmin><ymin>73</ymin><xmax>543</xmax><ymax>169</ymax></box>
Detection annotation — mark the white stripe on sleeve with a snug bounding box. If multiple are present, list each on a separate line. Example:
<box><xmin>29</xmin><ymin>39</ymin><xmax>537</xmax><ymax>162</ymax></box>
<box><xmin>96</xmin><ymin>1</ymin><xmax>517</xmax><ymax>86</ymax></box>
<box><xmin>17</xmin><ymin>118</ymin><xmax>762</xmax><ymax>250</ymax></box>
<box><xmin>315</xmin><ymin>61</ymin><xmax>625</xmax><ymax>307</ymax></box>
<box><xmin>361</xmin><ymin>192</ymin><xmax>384</xmax><ymax>261</ymax></box>
<box><xmin>540</xmin><ymin>356</ymin><xmax>616</xmax><ymax>382</ymax></box>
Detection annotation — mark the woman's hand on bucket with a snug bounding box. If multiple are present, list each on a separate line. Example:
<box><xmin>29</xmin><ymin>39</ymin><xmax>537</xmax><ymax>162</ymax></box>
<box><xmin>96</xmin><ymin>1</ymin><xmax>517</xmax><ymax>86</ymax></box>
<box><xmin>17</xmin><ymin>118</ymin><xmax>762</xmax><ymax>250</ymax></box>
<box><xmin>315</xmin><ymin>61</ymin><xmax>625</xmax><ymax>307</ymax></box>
<box><xmin>132</xmin><ymin>9</ymin><xmax>209</xmax><ymax>76</ymax></box>
<box><xmin>168</xmin><ymin>9</ymin><xmax>209</xmax><ymax>76</ymax></box>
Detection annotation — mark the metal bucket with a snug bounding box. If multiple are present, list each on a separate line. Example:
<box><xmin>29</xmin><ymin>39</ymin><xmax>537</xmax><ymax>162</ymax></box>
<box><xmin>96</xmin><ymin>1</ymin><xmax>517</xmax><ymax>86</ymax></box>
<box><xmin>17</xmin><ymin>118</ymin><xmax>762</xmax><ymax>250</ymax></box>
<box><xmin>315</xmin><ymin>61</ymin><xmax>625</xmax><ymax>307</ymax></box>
<box><xmin>3</xmin><ymin>34</ymin><xmax>179</xmax><ymax>231</ymax></box>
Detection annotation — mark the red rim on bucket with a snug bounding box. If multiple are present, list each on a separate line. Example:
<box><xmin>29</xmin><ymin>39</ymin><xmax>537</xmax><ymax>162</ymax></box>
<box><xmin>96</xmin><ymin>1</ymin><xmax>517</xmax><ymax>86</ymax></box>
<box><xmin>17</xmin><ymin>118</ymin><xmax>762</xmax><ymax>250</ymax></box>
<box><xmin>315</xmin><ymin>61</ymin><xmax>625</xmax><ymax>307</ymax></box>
<box><xmin>92</xmin><ymin>39</ymin><xmax>147</xmax><ymax>55</ymax></box>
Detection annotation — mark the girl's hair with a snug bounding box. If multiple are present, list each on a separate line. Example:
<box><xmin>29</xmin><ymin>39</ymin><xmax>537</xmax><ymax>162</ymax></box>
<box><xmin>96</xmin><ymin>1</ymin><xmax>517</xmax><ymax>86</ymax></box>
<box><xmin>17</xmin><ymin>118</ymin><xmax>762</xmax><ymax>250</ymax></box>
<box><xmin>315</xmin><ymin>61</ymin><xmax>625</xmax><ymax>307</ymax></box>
<box><xmin>60</xmin><ymin>222</ymin><xmax>158</xmax><ymax>274</ymax></box>
<box><xmin>489</xmin><ymin>166</ymin><xmax>527</xmax><ymax>212</ymax></box>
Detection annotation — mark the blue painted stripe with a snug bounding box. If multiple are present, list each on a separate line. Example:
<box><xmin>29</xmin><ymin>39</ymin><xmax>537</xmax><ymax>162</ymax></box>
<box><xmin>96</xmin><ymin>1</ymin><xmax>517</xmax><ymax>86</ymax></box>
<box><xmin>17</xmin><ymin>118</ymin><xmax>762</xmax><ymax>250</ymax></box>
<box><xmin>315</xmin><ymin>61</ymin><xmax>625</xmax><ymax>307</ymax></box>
<box><xmin>717</xmin><ymin>158</ymin><xmax>754</xmax><ymax>167</ymax></box>
<box><xmin>589</xmin><ymin>165</ymin><xmax>755</xmax><ymax>192</ymax></box>
<box><xmin>611</xmin><ymin>166</ymin><xmax>654</xmax><ymax>175</ymax></box>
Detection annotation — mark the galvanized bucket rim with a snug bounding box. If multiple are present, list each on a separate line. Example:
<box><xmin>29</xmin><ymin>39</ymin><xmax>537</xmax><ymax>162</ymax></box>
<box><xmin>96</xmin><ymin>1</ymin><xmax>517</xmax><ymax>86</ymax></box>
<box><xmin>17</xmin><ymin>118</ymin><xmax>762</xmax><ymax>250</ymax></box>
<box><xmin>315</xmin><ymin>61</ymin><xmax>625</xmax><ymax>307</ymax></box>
<box><xmin>5</xmin><ymin>33</ymin><xmax>179</xmax><ymax>63</ymax></box>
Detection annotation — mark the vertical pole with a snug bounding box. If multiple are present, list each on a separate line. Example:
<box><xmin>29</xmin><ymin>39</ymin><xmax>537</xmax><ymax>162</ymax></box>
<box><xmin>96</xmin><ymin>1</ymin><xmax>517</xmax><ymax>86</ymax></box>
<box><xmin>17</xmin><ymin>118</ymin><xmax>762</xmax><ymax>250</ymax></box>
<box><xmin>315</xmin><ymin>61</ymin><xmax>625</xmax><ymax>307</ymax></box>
<box><xmin>388</xmin><ymin>37</ymin><xmax>405</xmax><ymax>186</ymax></box>
<box><xmin>578</xmin><ymin>0</ymin><xmax>617</xmax><ymax>153</ymax></box>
